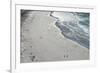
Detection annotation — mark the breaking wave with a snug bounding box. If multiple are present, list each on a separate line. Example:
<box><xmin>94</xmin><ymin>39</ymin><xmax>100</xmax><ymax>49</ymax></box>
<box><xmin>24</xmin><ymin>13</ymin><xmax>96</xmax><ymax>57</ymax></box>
<box><xmin>51</xmin><ymin>12</ymin><xmax>90</xmax><ymax>49</ymax></box>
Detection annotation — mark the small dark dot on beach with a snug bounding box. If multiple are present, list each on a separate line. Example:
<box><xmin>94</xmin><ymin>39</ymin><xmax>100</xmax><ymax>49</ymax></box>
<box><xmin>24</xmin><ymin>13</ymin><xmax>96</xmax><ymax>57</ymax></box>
<box><xmin>30</xmin><ymin>45</ymin><xmax>32</xmax><ymax>48</ymax></box>
<box><xmin>21</xmin><ymin>52</ymin><xmax>23</xmax><ymax>55</ymax></box>
<box><xmin>30</xmin><ymin>56</ymin><xmax>35</xmax><ymax>61</ymax></box>
<box><xmin>30</xmin><ymin>52</ymin><xmax>33</xmax><ymax>55</ymax></box>
<box><xmin>66</xmin><ymin>55</ymin><xmax>69</xmax><ymax>58</ymax></box>
<box><xmin>40</xmin><ymin>36</ymin><xmax>43</xmax><ymax>39</ymax></box>
<box><xmin>64</xmin><ymin>54</ymin><xmax>69</xmax><ymax>58</ymax></box>
<box><xmin>29</xmin><ymin>52</ymin><xmax>36</xmax><ymax>61</ymax></box>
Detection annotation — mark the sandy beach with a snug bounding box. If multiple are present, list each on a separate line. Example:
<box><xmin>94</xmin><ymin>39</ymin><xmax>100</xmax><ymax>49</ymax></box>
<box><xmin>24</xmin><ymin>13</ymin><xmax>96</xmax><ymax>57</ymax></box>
<box><xmin>21</xmin><ymin>11</ymin><xmax>89</xmax><ymax>63</ymax></box>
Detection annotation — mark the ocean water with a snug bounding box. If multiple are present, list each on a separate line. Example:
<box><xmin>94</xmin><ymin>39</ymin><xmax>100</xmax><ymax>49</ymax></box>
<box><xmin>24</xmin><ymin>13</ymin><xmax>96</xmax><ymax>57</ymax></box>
<box><xmin>51</xmin><ymin>12</ymin><xmax>90</xmax><ymax>49</ymax></box>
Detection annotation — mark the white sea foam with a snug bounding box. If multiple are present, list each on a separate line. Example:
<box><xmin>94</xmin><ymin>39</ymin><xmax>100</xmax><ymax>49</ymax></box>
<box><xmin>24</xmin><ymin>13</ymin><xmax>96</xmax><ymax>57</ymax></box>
<box><xmin>51</xmin><ymin>12</ymin><xmax>89</xmax><ymax>48</ymax></box>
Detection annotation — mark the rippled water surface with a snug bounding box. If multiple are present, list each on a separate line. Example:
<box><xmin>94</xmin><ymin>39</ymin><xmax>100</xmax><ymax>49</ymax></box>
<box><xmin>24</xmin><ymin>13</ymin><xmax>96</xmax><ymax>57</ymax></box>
<box><xmin>51</xmin><ymin>12</ymin><xmax>90</xmax><ymax>49</ymax></box>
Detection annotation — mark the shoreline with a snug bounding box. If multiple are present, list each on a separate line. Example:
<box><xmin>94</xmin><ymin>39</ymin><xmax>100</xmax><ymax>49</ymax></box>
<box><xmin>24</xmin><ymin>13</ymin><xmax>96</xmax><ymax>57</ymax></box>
<box><xmin>21</xmin><ymin>11</ymin><xmax>89</xmax><ymax>63</ymax></box>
